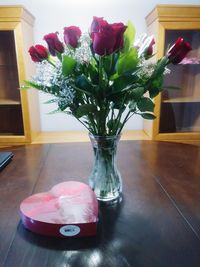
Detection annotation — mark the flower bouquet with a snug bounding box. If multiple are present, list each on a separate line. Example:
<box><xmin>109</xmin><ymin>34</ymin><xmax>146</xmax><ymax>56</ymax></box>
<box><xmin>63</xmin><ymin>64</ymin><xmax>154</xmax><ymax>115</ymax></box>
<box><xmin>24</xmin><ymin>17</ymin><xmax>191</xmax><ymax>201</ymax></box>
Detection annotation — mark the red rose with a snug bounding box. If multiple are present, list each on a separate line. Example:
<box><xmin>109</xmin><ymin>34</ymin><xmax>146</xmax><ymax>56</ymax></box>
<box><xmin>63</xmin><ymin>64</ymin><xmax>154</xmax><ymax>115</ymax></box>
<box><xmin>111</xmin><ymin>23</ymin><xmax>127</xmax><ymax>51</ymax></box>
<box><xmin>90</xmin><ymin>16</ymin><xmax>108</xmax><ymax>33</ymax></box>
<box><xmin>92</xmin><ymin>30</ymin><xmax>116</xmax><ymax>56</ymax></box>
<box><xmin>64</xmin><ymin>26</ymin><xmax>81</xmax><ymax>48</ymax></box>
<box><xmin>28</xmin><ymin>45</ymin><xmax>48</xmax><ymax>62</ymax></box>
<box><xmin>44</xmin><ymin>32</ymin><xmax>64</xmax><ymax>56</ymax></box>
<box><xmin>167</xmin><ymin>37</ymin><xmax>192</xmax><ymax>64</ymax></box>
<box><xmin>91</xmin><ymin>17</ymin><xmax>127</xmax><ymax>56</ymax></box>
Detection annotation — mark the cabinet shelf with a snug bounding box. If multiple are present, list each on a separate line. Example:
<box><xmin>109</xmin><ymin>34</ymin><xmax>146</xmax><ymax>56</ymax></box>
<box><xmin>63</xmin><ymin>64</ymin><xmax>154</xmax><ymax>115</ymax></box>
<box><xmin>162</xmin><ymin>97</ymin><xmax>200</xmax><ymax>103</ymax></box>
<box><xmin>0</xmin><ymin>64</ymin><xmax>17</xmax><ymax>67</ymax></box>
<box><xmin>0</xmin><ymin>98</ymin><xmax>21</xmax><ymax>105</ymax></box>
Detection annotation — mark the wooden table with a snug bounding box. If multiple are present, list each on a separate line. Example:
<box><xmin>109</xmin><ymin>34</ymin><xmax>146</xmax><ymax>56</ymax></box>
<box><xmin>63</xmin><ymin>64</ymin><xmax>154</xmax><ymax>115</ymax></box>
<box><xmin>0</xmin><ymin>141</ymin><xmax>200</xmax><ymax>267</ymax></box>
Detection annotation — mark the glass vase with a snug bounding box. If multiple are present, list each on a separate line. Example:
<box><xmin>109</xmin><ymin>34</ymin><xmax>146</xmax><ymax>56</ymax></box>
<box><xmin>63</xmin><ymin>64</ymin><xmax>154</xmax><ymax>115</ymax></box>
<box><xmin>88</xmin><ymin>134</ymin><xmax>122</xmax><ymax>202</ymax></box>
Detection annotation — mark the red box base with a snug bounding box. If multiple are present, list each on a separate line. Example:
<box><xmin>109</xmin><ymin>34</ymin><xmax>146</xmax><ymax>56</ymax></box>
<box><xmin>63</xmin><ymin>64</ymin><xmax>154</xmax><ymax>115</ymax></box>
<box><xmin>20</xmin><ymin>181</ymin><xmax>98</xmax><ymax>237</ymax></box>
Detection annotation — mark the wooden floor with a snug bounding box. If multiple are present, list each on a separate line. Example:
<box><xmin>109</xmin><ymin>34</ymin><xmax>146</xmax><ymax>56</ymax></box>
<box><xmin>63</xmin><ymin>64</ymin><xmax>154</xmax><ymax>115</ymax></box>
<box><xmin>0</xmin><ymin>140</ymin><xmax>200</xmax><ymax>267</ymax></box>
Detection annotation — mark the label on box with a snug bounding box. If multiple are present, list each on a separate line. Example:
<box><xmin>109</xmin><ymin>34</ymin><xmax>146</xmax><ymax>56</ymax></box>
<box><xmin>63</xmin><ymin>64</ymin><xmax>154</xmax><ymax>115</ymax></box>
<box><xmin>59</xmin><ymin>225</ymin><xmax>80</xmax><ymax>236</ymax></box>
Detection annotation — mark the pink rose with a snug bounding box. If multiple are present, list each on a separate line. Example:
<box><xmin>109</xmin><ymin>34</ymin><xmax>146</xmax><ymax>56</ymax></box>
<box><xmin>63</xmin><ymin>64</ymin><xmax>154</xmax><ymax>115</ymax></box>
<box><xmin>64</xmin><ymin>26</ymin><xmax>81</xmax><ymax>48</ymax></box>
<box><xmin>28</xmin><ymin>45</ymin><xmax>48</xmax><ymax>62</ymax></box>
<box><xmin>167</xmin><ymin>37</ymin><xmax>192</xmax><ymax>64</ymax></box>
<box><xmin>44</xmin><ymin>32</ymin><xmax>64</xmax><ymax>56</ymax></box>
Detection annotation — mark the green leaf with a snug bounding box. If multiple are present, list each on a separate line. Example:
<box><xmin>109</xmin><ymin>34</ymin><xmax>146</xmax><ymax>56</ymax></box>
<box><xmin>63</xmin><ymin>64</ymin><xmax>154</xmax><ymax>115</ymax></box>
<box><xmin>112</xmin><ymin>100</ymin><xmax>126</xmax><ymax>110</ymax></box>
<box><xmin>112</xmin><ymin>74</ymin><xmax>138</xmax><ymax>92</ymax></box>
<box><xmin>152</xmin><ymin>76</ymin><xmax>163</xmax><ymax>90</ymax></box>
<box><xmin>88</xmin><ymin>63</ymin><xmax>98</xmax><ymax>84</ymax></box>
<box><xmin>23</xmin><ymin>81</ymin><xmax>61</xmax><ymax>96</ymax></box>
<box><xmin>43</xmin><ymin>99</ymin><xmax>57</xmax><ymax>104</ymax></box>
<box><xmin>76</xmin><ymin>104</ymin><xmax>97</xmax><ymax>118</ymax></box>
<box><xmin>149</xmin><ymin>87</ymin><xmax>160</xmax><ymax>98</ymax></box>
<box><xmin>47</xmin><ymin>109</ymin><xmax>72</xmax><ymax>115</ymax></box>
<box><xmin>103</xmin><ymin>55</ymin><xmax>113</xmax><ymax>75</ymax></box>
<box><xmin>148</xmin><ymin>76</ymin><xmax>164</xmax><ymax>98</ymax></box>
<box><xmin>152</xmin><ymin>56</ymin><xmax>169</xmax><ymax>78</ymax></box>
<box><xmin>128</xmin><ymin>101</ymin><xmax>136</xmax><ymax>111</ymax></box>
<box><xmin>107</xmin><ymin>119</ymin><xmax>122</xmax><ymax>130</ymax></box>
<box><xmin>58</xmin><ymin>101</ymin><xmax>69</xmax><ymax>111</ymax></box>
<box><xmin>63</xmin><ymin>110</ymin><xmax>72</xmax><ymax>115</ymax></box>
<box><xmin>47</xmin><ymin>109</ymin><xmax>61</xmax><ymax>115</ymax></box>
<box><xmin>56</xmin><ymin>52</ymin><xmax>62</xmax><ymax>61</ymax></box>
<box><xmin>72</xmin><ymin>85</ymin><xmax>92</xmax><ymax>96</ymax></box>
<box><xmin>129</xmin><ymin>87</ymin><xmax>144</xmax><ymax>100</ymax></box>
<box><xmin>20</xmin><ymin>85</ymin><xmax>30</xmax><ymax>90</ymax></box>
<box><xmin>137</xmin><ymin>97</ymin><xmax>155</xmax><ymax>112</ymax></box>
<box><xmin>110</xmin><ymin>72</ymin><xmax>119</xmax><ymax>81</ymax></box>
<box><xmin>62</xmin><ymin>55</ymin><xmax>76</xmax><ymax>76</ymax></box>
<box><xmin>76</xmin><ymin>75</ymin><xmax>93</xmax><ymax>92</ymax></box>
<box><xmin>117</xmin><ymin>48</ymin><xmax>138</xmax><ymax>75</ymax></box>
<box><xmin>108</xmin><ymin>91</ymin><xmax>125</xmax><ymax>105</ymax></box>
<box><xmin>123</xmin><ymin>21</ymin><xmax>136</xmax><ymax>53</ymax></box>
<box><xmin>141</xmin><ymin>113</ymin><xmax>156</xmax><ymax>120</ymax></box>
<box><xmin>22</xmin><ymin>80</ymin><xmax>43</xmax><ymax>90</ymax></box>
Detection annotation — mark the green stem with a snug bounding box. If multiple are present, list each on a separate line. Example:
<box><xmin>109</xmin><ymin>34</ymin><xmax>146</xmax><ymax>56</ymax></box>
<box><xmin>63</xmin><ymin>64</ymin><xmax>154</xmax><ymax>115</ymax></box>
<box><xmin>71</xmin><ymin>85</ymin><xmax>92</xmax><ymax>96</ymax></box>
<box><xmin>47</xmin><ymin>57</ymin><xmax>56</xmax><ymax>67</ymax></box>
<box><xmin>86</xmin><ymin>96</ymin><xmax>98</xmax><ymax>134</ymax></box>
<box><xmin>117</xmin><ymin>110</ymin><xmax>133</xmax><ymax>135</ymax></box>
<box><xmin>98</xmin><ymin>56</ymin><xmax>103</xmax><ymax>91</ymax></box>
<box><xmin>98</xmin><ymin>56</ymin><xmax>107</xmax><ymax>135</ymax></box>
<box><xmin>75</xmin><ymin>116</ymin><xmax>91</xmax><ymax>132</ymax></box>
<box><xmin>111</xmin><ymin>93</ymin><xmax>128</xmax><ymax>135</ymax></box>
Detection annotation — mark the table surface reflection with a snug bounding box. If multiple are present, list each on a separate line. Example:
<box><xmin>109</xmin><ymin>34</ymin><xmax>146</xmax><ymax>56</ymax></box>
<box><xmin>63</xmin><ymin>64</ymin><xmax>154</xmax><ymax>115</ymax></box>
<box><xmin>0</xmin><ymin>140</ymin><xmax>200</xmax><ymax>267</ymax></box>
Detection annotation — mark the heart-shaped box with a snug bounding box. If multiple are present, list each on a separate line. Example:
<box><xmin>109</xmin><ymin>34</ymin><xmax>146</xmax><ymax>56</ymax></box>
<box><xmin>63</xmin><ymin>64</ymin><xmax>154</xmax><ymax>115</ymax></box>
<box><xmin>20</xmin><ymin>181</ymin><xmax>98</xmax><ymax>237</ymax></box>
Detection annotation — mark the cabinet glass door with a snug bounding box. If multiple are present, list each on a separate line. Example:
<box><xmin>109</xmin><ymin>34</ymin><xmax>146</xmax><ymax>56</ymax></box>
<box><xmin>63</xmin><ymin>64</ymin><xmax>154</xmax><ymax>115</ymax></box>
<box><xmin>0</xmin><ymin>30</ymin><xmax>24</xmax><ymax>135</ymax></box>
<box><xmin>159</xmin><ymin>30</ymin><xmax>200</xmax><ymax>133</ymax></box>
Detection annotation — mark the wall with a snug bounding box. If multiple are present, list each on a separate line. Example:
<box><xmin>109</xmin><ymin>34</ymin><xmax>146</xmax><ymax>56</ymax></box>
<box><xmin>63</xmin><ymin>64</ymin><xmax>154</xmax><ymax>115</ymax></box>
<box><xmin>0</xmin><ymin>0</ymin><xmax>199</xmax><ymax>131</ymax></box>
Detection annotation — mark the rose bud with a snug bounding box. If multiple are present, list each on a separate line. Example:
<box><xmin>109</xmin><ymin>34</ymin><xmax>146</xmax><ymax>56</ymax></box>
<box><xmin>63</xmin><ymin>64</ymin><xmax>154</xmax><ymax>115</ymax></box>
<box><xmin>111</xmin><ymin>23</ymin><xmax>127</xmax><ymax>51</ymax></box>
<box><xmin>43</xmin><ymin>32</ymin><xmax>64</xmax><ymax>56</ymax></box>
<box><xmin>28</xmin><ymin>45</ymin><xmax>48</xmax><ymax>62</ymax></box>
<box><xmin>146</xmin><ymin>37</ymin><xmax>155</xmax><ymax>56</ymax></box>
<box><xmin>167</xmin><ymin>37</ymin><xmax>192</xmax><ymax>64</ymax></box>
<box><xmin>137</xmin><ymin>35</ymin><xmax>155</xmax><ymax>58</ymax></box>
<box><xmin>64</xmin><ymin>26</ymin><xmax>81</xmax><ymax>48</ymax></box>
<box><xmin>134</xmin><ymin>34</ymin><xmax>147</xmax><ymax>49</ymax></box>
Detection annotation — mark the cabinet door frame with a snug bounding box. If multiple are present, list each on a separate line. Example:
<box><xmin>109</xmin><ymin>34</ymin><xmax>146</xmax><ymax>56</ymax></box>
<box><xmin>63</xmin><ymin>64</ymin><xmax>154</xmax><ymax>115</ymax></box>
<box><xmin>153</xmin><ymin>21</ymin><xmax>200</xmax><ymax>141</ymax></box>
<box><xmin>0</xmin><ymin>21</ymin><xmax>31</xmax><ymax>143</ymax></box>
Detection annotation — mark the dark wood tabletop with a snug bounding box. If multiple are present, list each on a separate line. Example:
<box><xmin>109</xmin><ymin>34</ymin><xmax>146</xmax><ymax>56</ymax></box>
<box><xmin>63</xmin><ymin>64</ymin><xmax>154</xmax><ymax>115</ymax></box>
<box><xmin>0</xmin><ymin>140</ymin><xmax>200</xmax><ymax>267</ymax></box>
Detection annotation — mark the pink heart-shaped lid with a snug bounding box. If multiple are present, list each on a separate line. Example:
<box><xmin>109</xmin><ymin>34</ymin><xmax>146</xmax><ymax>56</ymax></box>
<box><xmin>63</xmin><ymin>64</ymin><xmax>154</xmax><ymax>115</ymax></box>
<box><xmin>20</xmin><ymin>181</ymin><xmax>98</xmax><ymax>224</ymax></box>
